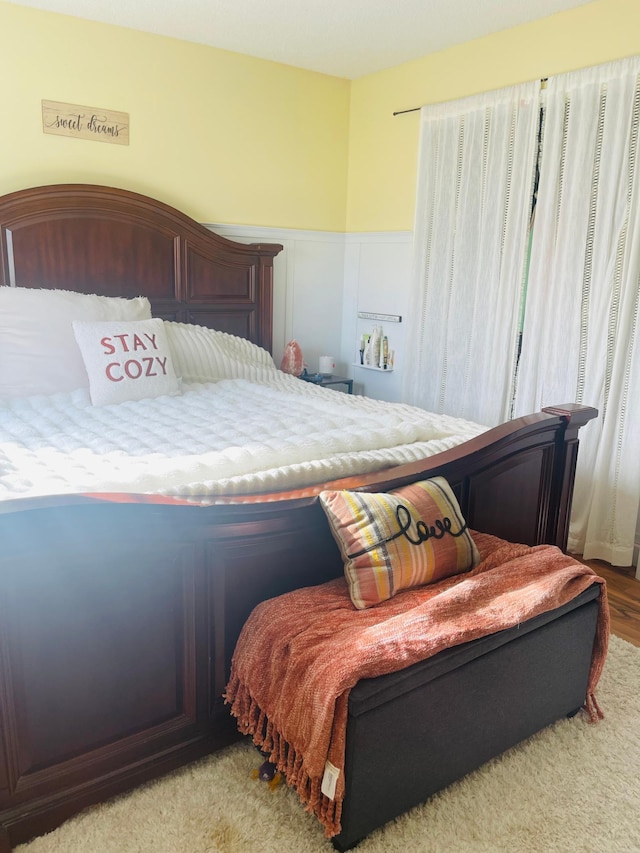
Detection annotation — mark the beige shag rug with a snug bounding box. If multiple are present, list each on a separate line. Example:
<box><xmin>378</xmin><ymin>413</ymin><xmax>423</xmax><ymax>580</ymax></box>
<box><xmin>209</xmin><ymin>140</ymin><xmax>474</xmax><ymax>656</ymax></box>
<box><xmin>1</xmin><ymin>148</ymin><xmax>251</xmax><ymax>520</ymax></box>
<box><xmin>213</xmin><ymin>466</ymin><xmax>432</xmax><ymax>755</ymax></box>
<box><xmin>16</xmin><ymin>636</ymin><xmax>640</xmax><ymax>853</ymax></box>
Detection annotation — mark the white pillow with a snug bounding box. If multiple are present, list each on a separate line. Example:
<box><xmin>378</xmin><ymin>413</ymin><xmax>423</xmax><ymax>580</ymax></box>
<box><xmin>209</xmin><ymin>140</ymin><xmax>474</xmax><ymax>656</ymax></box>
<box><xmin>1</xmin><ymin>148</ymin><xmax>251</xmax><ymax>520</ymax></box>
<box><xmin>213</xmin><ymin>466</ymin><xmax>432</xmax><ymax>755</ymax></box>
<box><xmin>164</xmin><ymin>321</ymin><xmax>277</xmax><ymax>382</ymax></box>
<box><xmin>72</xmin><ymin>318</ymin><xmax>180</xmax><ymax>406</ymax></box>
<box><xmin>0</xmin><ymin>287</ymin><xmax>151</xmax><ymax>399</ymax></box>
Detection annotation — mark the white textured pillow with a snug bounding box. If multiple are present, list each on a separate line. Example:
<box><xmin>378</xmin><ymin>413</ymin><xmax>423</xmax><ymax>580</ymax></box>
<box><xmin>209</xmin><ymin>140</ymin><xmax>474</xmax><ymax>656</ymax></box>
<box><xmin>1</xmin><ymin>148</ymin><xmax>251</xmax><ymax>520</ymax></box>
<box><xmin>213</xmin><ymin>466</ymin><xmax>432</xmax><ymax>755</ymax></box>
<box><xmin>165</xmin><ymin>321</ymin><xmax>277</xmax><ymax>382</ymax></box>
<box><xmin>0</xmin><ymin>287</ymin><xmax>151</xmax><ymax>399</ymax></box>
<box><xmin>72</xmin><ymin>318</ymin><xmax>180</xmax><ymax>406</ymax></box>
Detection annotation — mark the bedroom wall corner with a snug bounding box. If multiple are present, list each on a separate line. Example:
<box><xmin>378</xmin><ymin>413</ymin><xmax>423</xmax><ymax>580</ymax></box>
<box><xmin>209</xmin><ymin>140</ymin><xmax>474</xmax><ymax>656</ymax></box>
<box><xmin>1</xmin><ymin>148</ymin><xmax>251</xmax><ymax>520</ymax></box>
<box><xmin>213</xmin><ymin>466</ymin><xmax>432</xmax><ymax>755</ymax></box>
<box><xmin>342</xmin><ymin>232</ymin><xmax>412</xmax><ymax>402</ymax></box>
<box><xmin>210</xmin><ymin>224</ymin><xmax>411</xmax><ymax>404</ymax></box>
<box><xmin>209</xmin><ymin>225</ymin><xmax>346</xmax><ymax>374</ymax></box>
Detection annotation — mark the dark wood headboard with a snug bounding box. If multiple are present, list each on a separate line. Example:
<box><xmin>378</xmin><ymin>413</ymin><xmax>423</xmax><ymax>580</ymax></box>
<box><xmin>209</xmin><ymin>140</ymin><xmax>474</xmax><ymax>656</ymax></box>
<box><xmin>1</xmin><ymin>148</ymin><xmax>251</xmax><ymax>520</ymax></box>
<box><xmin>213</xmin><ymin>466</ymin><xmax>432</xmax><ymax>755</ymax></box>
<box><xmin>0</xmin><ymin>184</ymin><xmax>283</xmax><ymax>352</ymax></box>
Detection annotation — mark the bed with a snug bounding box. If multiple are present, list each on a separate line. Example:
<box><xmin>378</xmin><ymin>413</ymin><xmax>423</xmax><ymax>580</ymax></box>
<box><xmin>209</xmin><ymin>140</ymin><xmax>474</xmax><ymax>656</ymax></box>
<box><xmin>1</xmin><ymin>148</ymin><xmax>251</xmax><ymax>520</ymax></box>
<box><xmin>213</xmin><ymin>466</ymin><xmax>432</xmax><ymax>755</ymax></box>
<box><xmin>0</xmin><ymin>184</ymin><xmax>598</xmax><ymax>852</ymax></box>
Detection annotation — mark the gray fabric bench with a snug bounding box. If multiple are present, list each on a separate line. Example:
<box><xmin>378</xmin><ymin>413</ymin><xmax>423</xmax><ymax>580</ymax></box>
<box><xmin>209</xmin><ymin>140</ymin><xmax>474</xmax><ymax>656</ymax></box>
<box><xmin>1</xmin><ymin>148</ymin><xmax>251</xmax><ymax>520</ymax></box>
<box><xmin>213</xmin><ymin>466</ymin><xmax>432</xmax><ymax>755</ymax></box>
<box><xmin>332</xmin><ymin>584</ymin><xmax>601</xmax><ymax>850</ymax></box>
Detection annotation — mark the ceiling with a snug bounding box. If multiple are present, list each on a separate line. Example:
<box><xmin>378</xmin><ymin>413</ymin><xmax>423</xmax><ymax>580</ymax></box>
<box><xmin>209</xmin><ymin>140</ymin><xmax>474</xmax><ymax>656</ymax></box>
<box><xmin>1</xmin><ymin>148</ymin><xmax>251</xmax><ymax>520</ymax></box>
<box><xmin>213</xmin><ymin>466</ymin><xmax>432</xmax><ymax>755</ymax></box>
<box><xmin>8</xmin><ymin>0</ymin><xmax>595</xmax><ymax>79</ymax></box>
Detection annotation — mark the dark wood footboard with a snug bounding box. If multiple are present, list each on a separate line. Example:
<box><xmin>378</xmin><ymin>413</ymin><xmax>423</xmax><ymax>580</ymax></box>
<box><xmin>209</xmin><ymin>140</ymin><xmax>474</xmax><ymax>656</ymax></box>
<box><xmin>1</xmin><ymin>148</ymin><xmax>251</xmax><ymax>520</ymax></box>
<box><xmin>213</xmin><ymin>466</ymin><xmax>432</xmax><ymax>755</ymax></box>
<box><xmin>0</xmin><ymin>403</ymin><xmax>596</xmax><ymax>849</ymax></box>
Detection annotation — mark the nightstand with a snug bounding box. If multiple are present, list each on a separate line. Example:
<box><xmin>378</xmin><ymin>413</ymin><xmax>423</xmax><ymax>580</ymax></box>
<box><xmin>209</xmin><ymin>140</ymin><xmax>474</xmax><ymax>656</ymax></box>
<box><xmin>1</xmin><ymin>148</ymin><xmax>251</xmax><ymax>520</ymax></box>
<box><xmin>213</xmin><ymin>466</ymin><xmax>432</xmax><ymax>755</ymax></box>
<box><xmin>299</xmin><ymin>373</ymin><xmax>353</xmax><ymax>394</ymax></box>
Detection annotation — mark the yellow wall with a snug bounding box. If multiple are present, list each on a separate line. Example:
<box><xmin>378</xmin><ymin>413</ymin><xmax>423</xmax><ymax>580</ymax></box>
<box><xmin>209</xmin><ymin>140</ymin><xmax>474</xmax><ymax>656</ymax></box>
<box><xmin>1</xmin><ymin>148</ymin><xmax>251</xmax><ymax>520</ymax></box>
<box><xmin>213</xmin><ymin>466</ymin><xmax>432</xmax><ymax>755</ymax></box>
<box><xmin>2</xmin><ymin>0</ymin><xmax>640</xmax><ymax>234</ymax></box>
<box><xmin>0</xmin><ymin>1</ymin><xmax>350</xmax><ymax>230</ymax></box>
<box><xmin>347</xmin><ymin>0</ymin><xmax>640</xmax><ymax>231</ymax></box>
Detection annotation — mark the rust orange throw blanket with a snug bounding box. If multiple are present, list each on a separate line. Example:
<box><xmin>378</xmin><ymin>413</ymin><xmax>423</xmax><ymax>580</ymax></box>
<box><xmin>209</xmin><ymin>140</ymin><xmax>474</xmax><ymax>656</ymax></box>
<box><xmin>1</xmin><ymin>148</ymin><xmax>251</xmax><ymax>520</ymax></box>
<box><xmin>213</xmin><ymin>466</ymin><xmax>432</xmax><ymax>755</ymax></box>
<box><xmin>224</xmin><ymin>533</ymin><xmax>609</xmax><ymax>838</ymax></box>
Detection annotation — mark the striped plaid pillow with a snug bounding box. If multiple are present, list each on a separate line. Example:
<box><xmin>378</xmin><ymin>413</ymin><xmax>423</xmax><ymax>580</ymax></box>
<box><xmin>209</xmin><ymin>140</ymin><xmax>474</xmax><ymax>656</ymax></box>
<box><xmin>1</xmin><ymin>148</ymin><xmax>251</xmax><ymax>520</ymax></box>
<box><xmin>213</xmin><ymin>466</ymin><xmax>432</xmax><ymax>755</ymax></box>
<box><xmin>319</xmin><ymin>477</ymin><xmax>480</xmax><ymax>609</ymax></box>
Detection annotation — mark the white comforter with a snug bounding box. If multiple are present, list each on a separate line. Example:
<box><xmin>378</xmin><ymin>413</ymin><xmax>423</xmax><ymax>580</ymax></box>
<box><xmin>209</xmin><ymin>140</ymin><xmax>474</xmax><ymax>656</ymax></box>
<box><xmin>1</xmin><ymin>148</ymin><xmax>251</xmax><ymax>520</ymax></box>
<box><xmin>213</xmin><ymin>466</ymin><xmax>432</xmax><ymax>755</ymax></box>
<box><xmin>0</xmin><ymin>371</ymin><xmax>485</xmax><ymax>500</ymax></box>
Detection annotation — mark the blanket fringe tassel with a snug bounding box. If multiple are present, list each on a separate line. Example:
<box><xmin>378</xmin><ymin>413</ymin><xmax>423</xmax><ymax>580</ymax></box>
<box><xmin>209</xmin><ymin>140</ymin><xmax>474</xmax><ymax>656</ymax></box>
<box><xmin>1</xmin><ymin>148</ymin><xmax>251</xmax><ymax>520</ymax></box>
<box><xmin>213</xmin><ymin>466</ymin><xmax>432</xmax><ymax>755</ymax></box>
<box><xmin>584</xmin><ymin>691</ymin><xmax>604</xmax><ymax>723</ymax></box>
<box><xmin>224</xmin><ymin>678</ymin><xmax>343</xmax><ymax>837</ymax></box>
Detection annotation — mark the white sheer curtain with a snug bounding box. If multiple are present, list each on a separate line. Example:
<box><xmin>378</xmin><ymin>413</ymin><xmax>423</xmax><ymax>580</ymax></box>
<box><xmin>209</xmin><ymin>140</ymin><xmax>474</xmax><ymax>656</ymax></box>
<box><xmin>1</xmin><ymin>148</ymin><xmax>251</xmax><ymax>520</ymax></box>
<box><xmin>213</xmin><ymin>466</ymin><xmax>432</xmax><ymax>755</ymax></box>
<box><xmin>513</xmin><ymin>56</ymin><xmax>640</xmax><ymax>565</ymax></box>
<box><xmin>403</xmin><ymin>82</ymin><xmax>540</xmax><ymax>425</ymax></box>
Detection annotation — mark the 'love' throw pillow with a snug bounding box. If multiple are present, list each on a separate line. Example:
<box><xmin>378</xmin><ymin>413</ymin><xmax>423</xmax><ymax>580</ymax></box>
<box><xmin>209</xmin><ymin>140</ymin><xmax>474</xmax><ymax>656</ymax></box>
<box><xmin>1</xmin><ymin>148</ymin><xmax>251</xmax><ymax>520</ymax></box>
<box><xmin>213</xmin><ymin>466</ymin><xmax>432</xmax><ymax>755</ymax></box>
<box><xmin>319</xmin><ymin>477</ymin><xmax>479</xmax><ymax>609</ymax></box>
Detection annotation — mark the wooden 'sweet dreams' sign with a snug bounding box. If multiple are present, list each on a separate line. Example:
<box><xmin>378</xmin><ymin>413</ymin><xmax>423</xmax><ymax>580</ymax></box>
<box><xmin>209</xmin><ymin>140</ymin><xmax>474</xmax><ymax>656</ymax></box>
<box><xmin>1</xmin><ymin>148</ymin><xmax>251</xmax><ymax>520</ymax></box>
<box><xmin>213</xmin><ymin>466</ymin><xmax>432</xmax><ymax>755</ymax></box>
<box><xmin>42</xmin><ymin>99</ymin><xmax>129</xmax><ymax>145</ymax></box>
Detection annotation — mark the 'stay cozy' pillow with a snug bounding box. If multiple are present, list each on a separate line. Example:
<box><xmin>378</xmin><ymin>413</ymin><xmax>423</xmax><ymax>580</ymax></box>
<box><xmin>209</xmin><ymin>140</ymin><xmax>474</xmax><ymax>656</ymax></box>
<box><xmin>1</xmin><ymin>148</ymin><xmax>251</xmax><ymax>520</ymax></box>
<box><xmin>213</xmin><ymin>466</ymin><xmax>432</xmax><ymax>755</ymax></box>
<box><xmin>72</xmin><ymin>318</ymin><xmax>180</xmax><ymax>406</ymax></box>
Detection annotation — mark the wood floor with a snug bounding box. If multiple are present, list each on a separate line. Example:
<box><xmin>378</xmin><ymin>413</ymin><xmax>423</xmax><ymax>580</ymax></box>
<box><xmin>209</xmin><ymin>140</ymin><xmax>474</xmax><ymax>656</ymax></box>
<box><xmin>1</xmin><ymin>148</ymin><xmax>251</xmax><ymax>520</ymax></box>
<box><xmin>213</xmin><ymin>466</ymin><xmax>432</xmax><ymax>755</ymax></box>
<box><xmin>582</xmin><ymin>558</ymin><xmax>640</xmax><ymax>647</ymax></box>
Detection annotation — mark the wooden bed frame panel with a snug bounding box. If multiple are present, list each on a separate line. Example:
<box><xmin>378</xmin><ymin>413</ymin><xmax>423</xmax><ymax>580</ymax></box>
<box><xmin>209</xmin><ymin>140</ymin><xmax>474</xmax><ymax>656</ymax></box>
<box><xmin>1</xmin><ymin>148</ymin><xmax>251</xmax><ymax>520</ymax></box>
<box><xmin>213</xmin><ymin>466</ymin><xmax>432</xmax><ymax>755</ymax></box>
<box><xmin>0</xmin><ymin>185</ymin><xmax>598</xmax><ymax>852</ymax></box>
<box><xmin>0</xmin><ymin>183</ymin><xmax>281</xmax><ymax>351</ymax></box>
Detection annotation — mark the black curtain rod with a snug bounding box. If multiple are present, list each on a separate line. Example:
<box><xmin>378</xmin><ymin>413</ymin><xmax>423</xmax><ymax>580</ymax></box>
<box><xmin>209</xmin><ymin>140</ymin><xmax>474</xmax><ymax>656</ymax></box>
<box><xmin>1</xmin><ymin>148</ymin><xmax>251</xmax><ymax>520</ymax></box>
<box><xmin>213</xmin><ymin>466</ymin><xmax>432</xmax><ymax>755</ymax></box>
<box><xmin>393</xmin><ymin>78</ymin><xmax>548</xmax><ymax>116</ymax></box>
<box><xmin>393</xmin><ymin>106</ymin><xmax>420</xmax><ymax>116</ymax></box>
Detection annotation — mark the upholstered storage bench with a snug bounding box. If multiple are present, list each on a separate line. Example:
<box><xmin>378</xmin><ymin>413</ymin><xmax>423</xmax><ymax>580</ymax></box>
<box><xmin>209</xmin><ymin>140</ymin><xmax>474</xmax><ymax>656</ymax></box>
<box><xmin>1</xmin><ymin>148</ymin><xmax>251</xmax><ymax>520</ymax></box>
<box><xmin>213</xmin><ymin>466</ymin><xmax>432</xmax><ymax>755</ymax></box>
<box><xmin>332</xmin><ymin>583</ymin><xmax>601</xmax><ymax>850</ymax></box>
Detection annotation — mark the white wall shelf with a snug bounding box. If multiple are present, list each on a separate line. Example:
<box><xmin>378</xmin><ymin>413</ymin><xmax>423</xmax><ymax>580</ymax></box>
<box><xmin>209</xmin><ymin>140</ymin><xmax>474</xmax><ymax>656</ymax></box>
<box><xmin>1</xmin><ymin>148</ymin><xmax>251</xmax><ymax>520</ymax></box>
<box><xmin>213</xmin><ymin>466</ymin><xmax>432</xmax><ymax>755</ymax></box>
<box><xmin>357</xmin><ymin>312</ymin><xmax>402</xmax><ymax>323</ymax></box>
<box><xmin>353</xmin><ymin>364</ymin><xmax>394</xmax><ymax>372</ymax></box>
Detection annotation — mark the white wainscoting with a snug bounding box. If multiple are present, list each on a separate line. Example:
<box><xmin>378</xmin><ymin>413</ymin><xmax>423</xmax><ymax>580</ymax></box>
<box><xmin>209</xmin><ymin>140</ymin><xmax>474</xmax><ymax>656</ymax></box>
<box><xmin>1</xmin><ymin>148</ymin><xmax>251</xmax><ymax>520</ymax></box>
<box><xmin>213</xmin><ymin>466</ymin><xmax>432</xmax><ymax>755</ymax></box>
<box><xmin>343</xmin><ymin>232</ymin><xmax>412</xmax><ymax>402</ymax></box>
<box><xmin>207</xmin><ymin>224</ymin><xmax>345</xmax><ymax>378</ymax></box>
<box><xmin>208</xmin><ymin>223</ymin><xmax>412</xmax><ymax>402</ymax></box>
<box><xmin>212</xmin><ymin>223</ymin><xmax>638</xmax><ymax>564</ymax></box>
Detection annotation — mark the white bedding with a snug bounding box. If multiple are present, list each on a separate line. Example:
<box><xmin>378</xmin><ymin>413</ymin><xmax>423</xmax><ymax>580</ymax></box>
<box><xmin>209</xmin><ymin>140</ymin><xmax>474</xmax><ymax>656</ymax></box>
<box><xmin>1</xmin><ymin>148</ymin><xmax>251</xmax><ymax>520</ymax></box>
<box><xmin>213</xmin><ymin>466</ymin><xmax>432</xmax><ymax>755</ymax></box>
<box><xmin>0</xmin><ymin>369</ymin><xmax>485</xmax><ymax>500</ymax></box>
